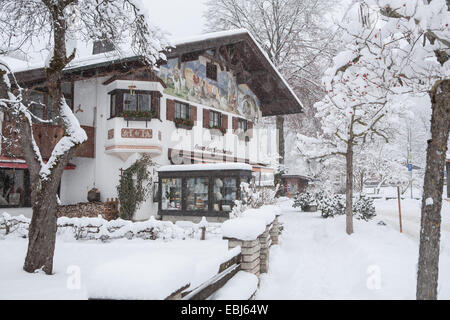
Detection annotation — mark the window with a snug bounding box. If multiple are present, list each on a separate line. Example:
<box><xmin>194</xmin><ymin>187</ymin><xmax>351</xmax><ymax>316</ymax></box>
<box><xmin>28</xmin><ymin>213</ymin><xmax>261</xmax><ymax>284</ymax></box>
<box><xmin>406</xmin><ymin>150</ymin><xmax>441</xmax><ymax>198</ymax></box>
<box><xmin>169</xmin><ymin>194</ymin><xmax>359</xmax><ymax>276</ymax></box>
<box><xmin>206</xmin><ymin>62</ymin><xmax>217</xmax><ymax>81</ymax></box>
<box><xmin>110</xmin><ymin>94</ymin><xmax>116</xmax><ymax>117</ymax></box>
<box><xmin>237</xmin><ymin>118</ymin><xmax>248</xmax><ymax>131</ymax></box>
<box><xmin>61</xmin><ymin>82</ymin><xmax>73</xmax><ymax>110</ymax></box>
<box><xmin>110</xmin><ymin>90</ymin><xmax>156</xmax><ymax>118</ymax></box>
<box><xmin>161</xmin><ymin>178</ymin><xmax>182</xmax><ymax>210</ymax></box>
<box><xmin>175</xmin><ymin>101</ymin><xmax>189</xmax><ymax>120</ymax></box>
<box><xmin>212</xmin><ymin>177</ymin><xmax>237</xmax><ymax>212</ymax></box>
<box><xmin>22</xmin><ymin>84</ymin><xmax>72</xmax><ymax>122</ymax></box>
<box><xmin>138</xmin><ymin>94</ymin><xmax>151</xmax><ymax>112</ymax></box>
<box><xmin>123</xmin><ymin>93</ymin><xmax>137</xmax><ymax>111</ymax></box>
<box><xmin>0</xmin><ymin>169</ymin><xmax>31</xmax><ymax>207</ymax></box>
<box><xmin>209</xmin><ymin>111</ymin><xmax>221</xmax><ymax>128</ymax></box>
<box><xmin>26</xmin><ymin>91</ymin><xmax>45</xmax><ymax>122</ymax></box>
<box><xmin>186</xmin><ymin>177</ymin><xmax>209</xmax><ymax>211</ymax></box>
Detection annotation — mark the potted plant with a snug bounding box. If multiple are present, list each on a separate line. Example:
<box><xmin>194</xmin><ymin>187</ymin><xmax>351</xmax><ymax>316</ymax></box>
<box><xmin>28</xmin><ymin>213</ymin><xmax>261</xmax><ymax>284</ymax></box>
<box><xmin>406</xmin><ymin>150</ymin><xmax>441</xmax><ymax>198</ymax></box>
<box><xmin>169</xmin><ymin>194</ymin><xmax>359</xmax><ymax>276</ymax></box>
<box><xmin>122</xmin><ymin>110</ymin><xmax>155</xmax><ymax>121</ymax></box>
<box><xmin>174</xmin><ymin>118</ymin><xmax>194</xmax><ymax>130</ymax></box>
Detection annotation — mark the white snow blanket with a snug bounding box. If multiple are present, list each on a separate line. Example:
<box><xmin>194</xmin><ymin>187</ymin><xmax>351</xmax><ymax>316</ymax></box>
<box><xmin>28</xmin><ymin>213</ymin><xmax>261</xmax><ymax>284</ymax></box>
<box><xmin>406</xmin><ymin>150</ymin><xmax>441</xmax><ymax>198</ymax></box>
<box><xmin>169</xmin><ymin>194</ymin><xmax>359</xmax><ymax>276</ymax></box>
<box><xmin>210</xmin><ymin>271</ymin><xmax>258</xmax><ymax>300</ymax></box>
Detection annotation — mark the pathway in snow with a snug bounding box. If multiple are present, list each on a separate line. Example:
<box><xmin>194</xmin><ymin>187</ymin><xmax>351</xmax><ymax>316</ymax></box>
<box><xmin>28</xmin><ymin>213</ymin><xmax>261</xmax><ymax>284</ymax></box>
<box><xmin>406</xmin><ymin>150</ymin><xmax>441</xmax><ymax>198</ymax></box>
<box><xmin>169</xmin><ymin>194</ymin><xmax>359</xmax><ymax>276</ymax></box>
<box><xmin>255</xmin><ymin>199</ymin><xmax>450</xmax><ymax>299</ymax></box>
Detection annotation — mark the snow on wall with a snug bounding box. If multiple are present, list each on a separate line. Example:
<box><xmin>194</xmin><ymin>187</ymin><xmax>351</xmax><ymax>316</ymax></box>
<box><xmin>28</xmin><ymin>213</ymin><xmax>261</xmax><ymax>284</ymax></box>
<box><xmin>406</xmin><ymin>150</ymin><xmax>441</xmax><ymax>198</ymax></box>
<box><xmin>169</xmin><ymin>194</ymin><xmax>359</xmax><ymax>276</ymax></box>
<box><xmin>222</xmin><ymin>216</ymin><xmax>266</xmax><ymax>240</ymax></box>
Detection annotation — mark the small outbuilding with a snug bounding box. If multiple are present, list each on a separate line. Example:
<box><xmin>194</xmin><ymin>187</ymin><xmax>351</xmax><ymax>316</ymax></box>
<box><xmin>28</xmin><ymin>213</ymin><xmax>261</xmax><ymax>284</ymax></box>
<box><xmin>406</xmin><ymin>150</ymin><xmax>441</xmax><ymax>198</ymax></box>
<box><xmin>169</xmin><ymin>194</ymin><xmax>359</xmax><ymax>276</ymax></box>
<box><xmin>157</xmin><ymin>163</ymin><xmax>253</xmax><ymax>222</ymax></box>
<box><xmin>280</xmin><ymin>174</ymin><xmax>311</xmax><ymax>198</ymax></box>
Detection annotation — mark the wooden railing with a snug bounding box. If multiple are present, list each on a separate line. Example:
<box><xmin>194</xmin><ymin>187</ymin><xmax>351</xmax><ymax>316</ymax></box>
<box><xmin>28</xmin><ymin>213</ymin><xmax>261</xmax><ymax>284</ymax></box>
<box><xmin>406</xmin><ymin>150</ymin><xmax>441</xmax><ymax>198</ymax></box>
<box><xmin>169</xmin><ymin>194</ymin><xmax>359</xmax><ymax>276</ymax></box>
<box><xmin>1</xmin><ymin>121</ymin><xmax>95</xmax><ymax>159</ymax></box>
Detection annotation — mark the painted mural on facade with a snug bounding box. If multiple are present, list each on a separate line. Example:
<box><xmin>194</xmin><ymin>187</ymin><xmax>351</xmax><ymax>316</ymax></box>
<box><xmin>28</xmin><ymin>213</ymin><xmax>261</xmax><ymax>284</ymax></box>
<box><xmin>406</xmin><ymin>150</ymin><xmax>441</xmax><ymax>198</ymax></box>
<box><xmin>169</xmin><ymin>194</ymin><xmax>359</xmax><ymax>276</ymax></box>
<box><xmin>158</xmin><ymin>56</ymin><xmax>261</xmax><ymax>121</ymax></box>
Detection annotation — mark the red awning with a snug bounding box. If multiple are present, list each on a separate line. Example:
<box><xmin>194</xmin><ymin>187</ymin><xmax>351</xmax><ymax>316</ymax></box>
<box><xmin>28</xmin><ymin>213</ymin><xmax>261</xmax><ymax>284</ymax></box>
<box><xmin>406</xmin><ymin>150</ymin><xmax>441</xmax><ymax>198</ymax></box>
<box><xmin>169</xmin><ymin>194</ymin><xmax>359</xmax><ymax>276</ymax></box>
<box><xmin>0</xmin><ymin>156</ymin><xmax>76</xmax><ymax>170</ymax></box>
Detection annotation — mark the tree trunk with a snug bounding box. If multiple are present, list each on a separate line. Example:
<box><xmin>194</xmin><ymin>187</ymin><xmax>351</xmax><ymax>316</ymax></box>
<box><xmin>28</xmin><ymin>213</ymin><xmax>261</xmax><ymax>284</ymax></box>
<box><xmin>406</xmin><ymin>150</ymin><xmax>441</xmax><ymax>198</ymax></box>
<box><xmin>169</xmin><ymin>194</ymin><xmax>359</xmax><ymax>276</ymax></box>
<box><xmin>276</xmin><ymin>115</ymin><xmax>285</xmax><ymax>165</ymax></box>
<box><xmin>23</xmin><ymin>183</ymin><xmax>59</xmax><ymax>274</ymax></box>
<box><xmin>416</xmin><ymin>80</ymin><xmax>450</xmax><ymax>300</ymax></box>
<box><xmin>345</xmin><ymin>141</ymin><xmax>354</xmax><ymax>235</ymax></box>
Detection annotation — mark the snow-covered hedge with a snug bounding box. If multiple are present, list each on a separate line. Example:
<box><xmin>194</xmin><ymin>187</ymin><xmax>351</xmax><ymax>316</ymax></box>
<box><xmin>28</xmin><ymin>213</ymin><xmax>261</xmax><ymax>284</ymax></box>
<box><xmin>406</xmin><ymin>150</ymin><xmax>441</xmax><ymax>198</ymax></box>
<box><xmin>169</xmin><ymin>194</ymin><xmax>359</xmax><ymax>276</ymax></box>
<box><xmin>292</xmin><ymin>192</ymin><xmax>317</xmax><ymax>211</ymax></box>
<box><xmin>0</xmin><ymin>213</ymin><xmax>221</xmax><ymax>241</ymax></box>
<box><xmin>293</xmin><ymin>192</ymin><xmax>376</xmax><ymax>221</ymax></box>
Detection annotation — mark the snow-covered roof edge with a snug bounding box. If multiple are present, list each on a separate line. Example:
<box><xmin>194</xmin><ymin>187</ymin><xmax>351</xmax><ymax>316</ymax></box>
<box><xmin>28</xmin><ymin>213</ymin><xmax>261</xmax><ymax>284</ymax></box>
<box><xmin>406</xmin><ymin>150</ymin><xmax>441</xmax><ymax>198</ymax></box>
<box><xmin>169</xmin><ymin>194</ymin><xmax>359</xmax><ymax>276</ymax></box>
<box><xmin>158</xmin><ymin>163</ymin><xmax>253</xmax><ymax>172</ymax></box>
<box><xmin>172</xmin><ymin>29</ymin><xmax>304</xmax><ymax>111</ymax></box>
<box><xmin>6</xmin><ymin>29</ymin><xmax>303</xmax><ymax>112</ymax></box>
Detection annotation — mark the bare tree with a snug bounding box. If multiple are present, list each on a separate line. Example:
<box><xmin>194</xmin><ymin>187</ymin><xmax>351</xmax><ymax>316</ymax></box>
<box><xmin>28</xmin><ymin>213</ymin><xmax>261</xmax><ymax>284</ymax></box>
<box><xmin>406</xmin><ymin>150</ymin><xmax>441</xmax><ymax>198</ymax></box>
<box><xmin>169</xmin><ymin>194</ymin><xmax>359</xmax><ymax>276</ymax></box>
<box><xmin>0</xmin><ymin>0</ymin><xmax>169</xmax><ymax>274</ymax></box>
<box><xmin>203</xmin><ymin>0</ymin><xmax>337</xmax><ymax>167</ymax></box>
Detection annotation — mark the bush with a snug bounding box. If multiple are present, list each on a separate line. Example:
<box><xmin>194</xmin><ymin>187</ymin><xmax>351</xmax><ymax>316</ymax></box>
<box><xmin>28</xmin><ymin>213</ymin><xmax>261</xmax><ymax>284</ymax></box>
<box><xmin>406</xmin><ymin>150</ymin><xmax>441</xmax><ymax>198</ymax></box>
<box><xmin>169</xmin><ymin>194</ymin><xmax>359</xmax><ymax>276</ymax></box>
<box><xmin>293</xmin><ymin>191</ymin><xmax>349</xmax><ymax>219</ymax></box>
<box><xmin>353</xmin><ymin>194</ymin><xmax>376</xmax><ymax>221</ymax></box>
<box><xmin>230</xmin><ymin>182</ymin><xmax>280</xmax><ymax>218</ymax></box>
<box><xmin>293</xmin><ymin>192</ymin><xmax>316</xmax><ymax>211</ymax></box>
<box><xmin>317</xmin><ymin>193</ymin><xmax>345</xmax><ymax>218</ymax></box>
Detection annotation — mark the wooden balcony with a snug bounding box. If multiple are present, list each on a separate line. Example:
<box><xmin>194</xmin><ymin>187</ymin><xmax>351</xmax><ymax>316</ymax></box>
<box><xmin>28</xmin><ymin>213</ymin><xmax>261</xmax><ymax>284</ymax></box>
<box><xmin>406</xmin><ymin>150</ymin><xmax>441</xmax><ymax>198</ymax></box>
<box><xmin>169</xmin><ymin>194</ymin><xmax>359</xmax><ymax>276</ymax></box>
<box><xmin>1</xmin><ymin>122</ymin><xmax>95</xmax><ymax>159</ymax></box>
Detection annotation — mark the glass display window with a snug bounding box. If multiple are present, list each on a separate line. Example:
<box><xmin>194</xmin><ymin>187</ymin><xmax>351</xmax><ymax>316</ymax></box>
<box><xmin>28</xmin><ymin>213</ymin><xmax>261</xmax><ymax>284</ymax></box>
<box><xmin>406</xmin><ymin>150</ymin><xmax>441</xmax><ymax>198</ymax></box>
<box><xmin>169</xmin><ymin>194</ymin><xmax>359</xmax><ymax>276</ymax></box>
<box><xmin>0</xmin><ymin>169</ymin><xmax>31</xmax><ymax>207</ymax></box>
<box><xmin>158</xmin><ymin>165</ymin><xmax>252</xmax><ymax>217</ymax></box>
<box><xmin>213</xmin><ymin>177</ymin><xmax>237</xmax><ymax>212</ymax></box>
<box><xmin>161</xmin><ymin>178</ymin><xmax>182</xmax><ymax>210</ymax></box>
<box><xmin>186</xmin><ymin>177</ymin><xmax>209</xmax><ymax>211</ymax></box>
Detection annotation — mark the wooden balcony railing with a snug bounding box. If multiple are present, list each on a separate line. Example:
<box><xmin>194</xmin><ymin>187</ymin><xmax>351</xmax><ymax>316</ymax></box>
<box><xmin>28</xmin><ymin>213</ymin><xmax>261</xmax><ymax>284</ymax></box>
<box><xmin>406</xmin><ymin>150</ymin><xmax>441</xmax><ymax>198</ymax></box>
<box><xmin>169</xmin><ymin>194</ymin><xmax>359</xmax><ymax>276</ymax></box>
<box><xmin>1</xmin><ymin>122</ymin><xmax>95</xmax><ymax>159</ymax></box>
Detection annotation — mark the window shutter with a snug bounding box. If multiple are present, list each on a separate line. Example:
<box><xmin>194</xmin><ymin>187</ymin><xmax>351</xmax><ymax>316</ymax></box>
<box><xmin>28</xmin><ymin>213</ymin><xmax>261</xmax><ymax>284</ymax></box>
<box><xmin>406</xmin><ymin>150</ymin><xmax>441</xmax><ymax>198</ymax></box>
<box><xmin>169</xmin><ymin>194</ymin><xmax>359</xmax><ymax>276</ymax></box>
<box><xmin>166</xmin><ymin>99</ymin><xmax>175</xmax><ymax>121</ymax></box>
<box><xmin>247</xmin><ymin>121</ymin><xmax>253</xmax><ymax>138</ymax></box>
<box><xmin>190</xmin><ymin>105</ymin><xmax>197</xmax><ymax>122</ymax></box>
<box><xmin>232</xmin><ymin>117</ymin><xmax>238</xmax><ymax>132</ymax></box>
<box><xmin>151</xmin><ymin>91</ymin><xmax>161</xmax><ymax>119</ymax></box>
<box><xmin>203</xmin><ymin>109</ymin><xmax>210</xmax><ymax>128</ymax></box>
<box><xmin>221</xmin><ymin>114</ymin><xmax>228</xmax><ymax>132</ymax></box>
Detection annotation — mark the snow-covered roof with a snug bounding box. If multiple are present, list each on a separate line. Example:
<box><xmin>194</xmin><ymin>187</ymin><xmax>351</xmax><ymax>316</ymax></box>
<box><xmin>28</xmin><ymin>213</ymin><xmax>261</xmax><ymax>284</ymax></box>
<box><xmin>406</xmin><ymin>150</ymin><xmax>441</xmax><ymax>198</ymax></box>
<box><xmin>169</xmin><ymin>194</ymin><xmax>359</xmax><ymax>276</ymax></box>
<box><xmin>158</xmin><ymin>163</ymin><xmax>252</xmax><ymax>172</ymax></box>
<box><xmin>172</xmin><ymin>29</ymin><xmax>250</xmax><ymax>46</ymax></box>
<box><xmin>6</xmin><ymin>29</ymin><xmax>303</xmax><ymax>116</ymax></box>
<box><xmin>170</xmin><ymin>29</ymin><xmax>304</xmax><ymax>113</ymax></box>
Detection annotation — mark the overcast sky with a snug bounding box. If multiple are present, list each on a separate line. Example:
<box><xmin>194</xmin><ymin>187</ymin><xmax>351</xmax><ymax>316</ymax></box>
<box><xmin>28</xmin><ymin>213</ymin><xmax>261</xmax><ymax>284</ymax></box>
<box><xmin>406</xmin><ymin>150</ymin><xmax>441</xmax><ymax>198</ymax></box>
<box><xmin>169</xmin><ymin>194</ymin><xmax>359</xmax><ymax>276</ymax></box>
<box><xmin>145</xmin><ymin>0</ymin><xmax>208</xmax><ymax>39</ymax></box>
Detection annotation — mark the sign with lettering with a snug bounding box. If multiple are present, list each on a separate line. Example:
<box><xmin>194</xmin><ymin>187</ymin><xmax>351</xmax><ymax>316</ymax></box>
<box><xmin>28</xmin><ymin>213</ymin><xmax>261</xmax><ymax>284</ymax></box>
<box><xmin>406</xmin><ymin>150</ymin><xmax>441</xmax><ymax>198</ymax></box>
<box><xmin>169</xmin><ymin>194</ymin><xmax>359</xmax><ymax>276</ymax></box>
<box><xmin>121</xmin><ymin>128</ymin><xmax>153</xmax><ymax>139</ymax></box>
<box><xmin>194</xmin><ymin>144</ymin><xmax>232</xmax><ymax>155</ymax></box>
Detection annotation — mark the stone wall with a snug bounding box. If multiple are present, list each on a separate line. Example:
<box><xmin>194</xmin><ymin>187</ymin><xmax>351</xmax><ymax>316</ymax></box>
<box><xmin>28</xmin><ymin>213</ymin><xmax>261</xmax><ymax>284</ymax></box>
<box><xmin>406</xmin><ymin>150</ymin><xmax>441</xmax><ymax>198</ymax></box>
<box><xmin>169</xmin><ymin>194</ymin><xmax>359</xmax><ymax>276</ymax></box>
<box><xmin>223</xmin><ymin>215</ymin><xmax>280</xmax><ymax>282</ymax></box>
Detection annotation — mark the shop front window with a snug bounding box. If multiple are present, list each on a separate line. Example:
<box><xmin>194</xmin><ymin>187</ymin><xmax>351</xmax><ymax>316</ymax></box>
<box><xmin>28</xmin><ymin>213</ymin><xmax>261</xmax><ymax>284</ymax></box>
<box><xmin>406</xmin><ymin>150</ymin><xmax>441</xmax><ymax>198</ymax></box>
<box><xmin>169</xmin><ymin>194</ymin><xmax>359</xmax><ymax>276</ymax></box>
<box><xmin>186</xmin><ymin>177</ymin><xmax>209</xmax><ymax>211</ymax></box>
<box><xmin>0</xmin><ymin>169</ymin><xmax>28</xmax><ymax>207</ymax></box>
<box><xmin>213</xmin><ymin>177</ymin><xmax>237</xmax><ymax>212</ymax></box>
<box><xmin>161</xmin><ymin>178</ymin><xmax>182</xmax><ymax>210</ymax></box>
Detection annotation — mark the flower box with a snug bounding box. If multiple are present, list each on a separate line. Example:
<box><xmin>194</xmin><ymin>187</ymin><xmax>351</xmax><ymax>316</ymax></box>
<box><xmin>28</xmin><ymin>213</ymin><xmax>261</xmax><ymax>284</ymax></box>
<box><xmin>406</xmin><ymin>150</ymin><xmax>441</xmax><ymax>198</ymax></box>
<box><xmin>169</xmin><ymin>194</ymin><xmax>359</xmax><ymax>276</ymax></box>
<box><xmin>123</xmin><ymin>117</ymin><xmax>153</xmax><ymax>122</ymax></box>
<box><xmin>121</xmin><ymin>110</ymin><xmax>155</xmax><ymax>121</ymax></box>
<box><xmin>208</xmin><ymin>126</ymin><xmax>226</xmax><ymax>135</ymax></box>
<box><xmin>174</xmin><ymin>118</ymin><xmax>194</xmax><ymax>130</ymax></box>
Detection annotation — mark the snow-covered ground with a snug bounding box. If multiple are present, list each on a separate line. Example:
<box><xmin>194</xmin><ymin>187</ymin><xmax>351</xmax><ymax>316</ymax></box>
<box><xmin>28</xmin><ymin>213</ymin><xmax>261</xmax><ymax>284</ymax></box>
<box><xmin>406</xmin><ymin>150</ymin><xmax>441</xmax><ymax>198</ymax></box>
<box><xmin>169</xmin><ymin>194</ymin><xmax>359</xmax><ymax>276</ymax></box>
<box><xmin>1</xmin><ymin>198</ymin><xmax>449</xmax><ymax>299</ymax></box>
<box><xmin>256</xmin><ymin>198</ymin><xmax>450</xmax><ymax>299</ymax></box>
<box><xmin>0</xmin><ymin>237</ymin><xmax>228</xmax><ymax>299</ymax></box>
